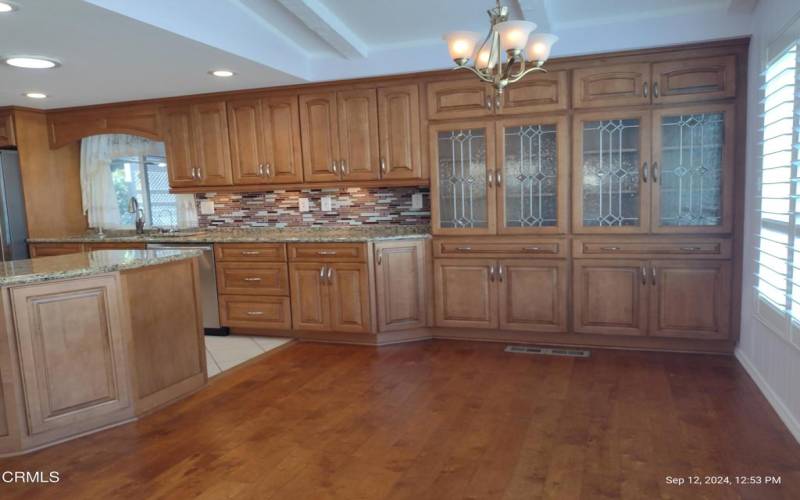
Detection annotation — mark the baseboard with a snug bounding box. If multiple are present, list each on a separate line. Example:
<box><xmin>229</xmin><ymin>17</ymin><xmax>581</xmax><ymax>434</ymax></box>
<box><xmin>735</xmin><ymin>348</ymin><xmax>800</xmax><ymax>444</ymax></box>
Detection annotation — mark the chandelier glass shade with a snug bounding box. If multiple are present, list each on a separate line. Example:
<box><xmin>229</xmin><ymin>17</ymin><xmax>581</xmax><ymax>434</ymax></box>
<box><xmin>443</xmin><ymin>1</ymin><xmax>558</xmax><ymax>94</ymax></box>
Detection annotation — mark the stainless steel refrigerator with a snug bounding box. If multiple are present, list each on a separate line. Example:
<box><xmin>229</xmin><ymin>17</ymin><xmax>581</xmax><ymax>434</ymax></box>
<box><xmin>0</xmin><ymin>151</ymin><xmax>29</xmax><ymax>261</ymax></box>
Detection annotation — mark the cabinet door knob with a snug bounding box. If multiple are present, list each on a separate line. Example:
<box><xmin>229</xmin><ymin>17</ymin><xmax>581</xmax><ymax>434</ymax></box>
<box><xmin>642</xmin><ymin>161</ymin><xmax>648</xmax><ymax>183</ymax></box>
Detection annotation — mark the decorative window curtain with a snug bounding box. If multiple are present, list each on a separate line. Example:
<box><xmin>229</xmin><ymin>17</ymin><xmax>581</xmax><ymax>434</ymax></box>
<box><xmin>80</xmin><ymin>134</ymin><xmax>197</xmax><ymax>229</ymax></box>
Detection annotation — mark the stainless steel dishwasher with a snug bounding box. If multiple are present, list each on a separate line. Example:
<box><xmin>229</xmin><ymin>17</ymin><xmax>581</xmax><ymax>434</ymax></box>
<box><xmin>146</xmin><ymin>243</ymin><xmax>229</xmax><ymax>335</ymax></box>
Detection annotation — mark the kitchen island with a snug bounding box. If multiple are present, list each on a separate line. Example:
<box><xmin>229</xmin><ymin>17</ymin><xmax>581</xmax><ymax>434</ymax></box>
<box><xmin>0</xmin><ymin>249</ymin><xmax>206</xmax><ymax>456</ymax></box>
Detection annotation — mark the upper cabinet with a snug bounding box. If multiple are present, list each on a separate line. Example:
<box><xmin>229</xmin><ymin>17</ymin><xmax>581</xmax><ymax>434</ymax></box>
<box><xmin>427</xmin><ymin>72</ymin><xmax>568</xmax><ymax>120</ymax></box>
<box><xmin>377</xmin><ymin>84</ymin><xmax>422</xmax><ymax>180</ymax></box>
<box><xmin>431</xmin><ymin>117</ymin><xmax>569</xmax><ymax>235</ymax></box>
<box><xmin>0</xmin><ymin>111</ymin><xmax>15</xmax><ymax>147</ymax></box>
<box><xmin>573</xmin><ymin>103</ymin><xmax>734</xmax><ymax>234</ymax></box>
<box><xmin>160</xmin><ymin>101</ymin><xmax>232</xmax><ymax>188</ymax></box>
<box><xmin>228</xmin><ymin>95</ymin><xmax>303</xmax><ymax>185</ymax></box>
<box><xmin>573</xmin><ymin>56</ymin><xmax>737</xmax><ymax>109</ymax></box>
<box><xmin>300</xmin><ymin>84</ymin><xmax>424</xmax><ymax>183</ymax></box>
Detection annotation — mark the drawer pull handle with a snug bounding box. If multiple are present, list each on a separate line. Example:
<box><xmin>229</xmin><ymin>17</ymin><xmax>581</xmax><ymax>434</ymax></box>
<box><xmin>243</xmin><ymin>277</ymin><xmax>262</xmax><ymax>282</ymax></box>
<box><xmin>641</xmin><ymin>265</ymin><xmax>647</xmax><ymax>285</ymax></box>
<box><xmin>680</xmin><ymin>246</ymin><xmax>702</xmax><ymax>251</ymax></box>
<box><xmin>456</xmin><ymin>246</ymin><xmax>472</xmax><ymax>252</ymax></box>
<box><xmin>523</xmin><ymin>246</ymin><xmax>542</xmax><ymax>252</ymax></box>
<box><xmin>601</xmin><ymin>246</ymin><xmax>621</xmax><ymax>251</ymax></box>
<box><xmin>241</xmin><ymin>251</ymin><xmax>261</xmax><ymax>255</ymax></box>
<box><xmin>246</xmin><ymin>311</ymin><xmax>264</xmax><ymax>316</ymax></box>
<box><xmin>317</xmin><ymin>250</ymin><xmax>338</xmax><ymax>256</ymax></box>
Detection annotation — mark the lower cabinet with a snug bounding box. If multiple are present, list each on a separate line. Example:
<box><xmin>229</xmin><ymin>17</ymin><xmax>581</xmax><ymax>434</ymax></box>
<box><xmin>28</xmin><ymin>243</ymin><xmax>84</xmax><ymax>257</ymax></box>
<box><xmin>219</xmin><ymin>295</ymin><xmax>292</xmax><ymax>329</ymax></box>
<box><xmin>573</xmin><ymin>259</ymin><xmax>731</xmax><ymax>339</ymax></box>
<box><xmin>289</xmin><ymin>262</ymin><xmax>372</xmax><ymax>333</ymax></box>
<box><xmin>434</xmin><ymin>258</ymin><xmax>567</xmax><ymax>332</ymax></box>
<box><xmin>374</xmin><ymin>240</ymin><xmax>427</xmax><ymax>332</ymax></box>
<box><xmin>10</xmin><ymin>275</ymin><xmax>131</xmax><ymax>435</ymax></box>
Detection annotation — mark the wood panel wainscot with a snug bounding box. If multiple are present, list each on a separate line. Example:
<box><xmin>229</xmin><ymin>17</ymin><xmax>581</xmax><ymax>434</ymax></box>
<box><xmin>0</xmin><ymin>253</ymin><xmax>206</xmax><ymax>455</ymax></box>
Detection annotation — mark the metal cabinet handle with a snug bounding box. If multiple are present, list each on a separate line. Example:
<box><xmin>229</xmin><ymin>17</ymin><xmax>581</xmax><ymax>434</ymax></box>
<box><xmin>377</xmin><ymin>250</ymin><xmax>382</xmax><ymax>265</ymax></box>
<box><xmin>601</xmin><ymin>246</ymin><xmax>621</xmax><ymax>251</ymax></box>
<box><xmin>495</xmin><ymin>171</ymin><xmax>502</xmax><ymax>187</ymax></box>
<box><xmin>258</xmin><ymin>164</ymin><xmax>264</xmax><ymax>177</ymax></box>
<box><xmin>266</xmin><ymin>163</ymin><xmax>272</xmax><ymax>177</ymax></box>
<box><xmin>319</xmin><ymin>265</ymin><xmax>327</xmax><ymax>284</ymax></box>
<box><xmin>191</xmin><ymin>167</ymin><xmax>198</xmax><ymax>180</ymax></box>
<box><xmin>487</xmin><ymin>170</ymin><xmax>494</xmax><ymax>188</ymax></box>
<box><xmin>196</xmin><ymin>167</ymin><xmax>201</xmax><ymax>179</ymax></box>
<box><xmin>495</xmin><ymin>94</ymin><xmax>501</xmax><ymax>110</ymax></box>
<box><xmin>456</xmin><ymin>246</ymin><xmax>472</xmax><ymax>252</ymax></box>
<box><xmin>317</xmin><ymin>250</ymin><xmax>337</xmax><ymax>256</ymax></box>
<box><xmin>651</xmin><ymin>267</ymin><xmax>657</xmax><ymax>286</ymax></box>
<box><xmin>643</xmin><ymin>81</ymin><xmax>649</xmax><ymax>98</ymax></box>
<box><xmin>331</xmin><ymin>161</ymin><xmax>338</xmax><ymax>174</ymax></box>
<box><xmin>380</xmin><ymin>157</ymin><xmax>387</xmax><ymax>175</ymax></box>
<box><xmin>642</xmin><ymin>161</ymin><xmax>648</xmax><ymax>183</ymax></box>
<box><xmin>680</xmin><ymin>246</ymin><xmax>702</xmax><ymax>251</ymax></box>
<box><xmin>652</xmin><ymin>161</ymin><xmax>659</xmax><ymax>182</ymax></box>
<box><xmin>653</xmin><ymin>82</ymin><xmax>660</xmax><ymax>98</ymax></box>
<box><xmin>486</xmin><ymin>96</ymin><xmax>493</xmax><ymax>110</ymax></box>
<box><xmin>246</xmin><ymin>311</ymin><xmax>264</xmax><ymax>316</ymax></box>
<box><xmin>641</xmin><ymin>265</ymin><xmax>647</xmax><ymax>285</ymax></box>
<box><xmin>240</xmin><ymin>251</ymin><xmax>261</xmax><ymax>255</ymax></box>
<box><xmin>341</xmin><ymin>159</ymin><xmax>348</xmax><ymax>176</ymax></box>
<box><xmin>523</xmin><ymin>246</ymin><xmax>541</xmax><ymax>252</ymax></box>
<box><xmin>243</xmin><ymin>277</ymin><xmax>262</xmax><ymax>282</ymax></box>
<box><xmin>326</xmin><ymin>267</ymin><xmax>333</xmax><ymax>283</ymax></box>
<box><xmin>489</xmin><ymin>264</ymin><xmax>495</xmax><ymax>282</ymax></box>
<box><xmin>498</xmin><ymin>265</ymin><xmax>504</xmax><ymax>282</ymax></box>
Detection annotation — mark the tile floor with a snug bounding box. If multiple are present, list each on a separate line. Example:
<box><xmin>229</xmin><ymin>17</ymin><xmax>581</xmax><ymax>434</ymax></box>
<box><xmin>205</xmin><ymin>335</ymin><xmax>292</xmax><ymax>377</ymax></box>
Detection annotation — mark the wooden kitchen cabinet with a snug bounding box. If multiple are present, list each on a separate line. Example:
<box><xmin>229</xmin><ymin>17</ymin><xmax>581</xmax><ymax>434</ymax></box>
<box><xmin>10</xmin><ymin>275</ymin><xmax>131</xmax><ymax>434</ymax></box>
<box><xmin>651</xmin><ymin>55</ymin><xmax>736</xmax><ymax>104</ymax></box>
<box><xmin>572</xmin><ymin>259</ymin><xmax>650</xmax><ymax>336</ymax></box>
<box><xmin>337</xmin><ymin>89</ymin><xmax>380</xmax><ymax>181</ymax></box>
<box><xmin>289</xmin><ymin>262</ymin><xmax>331</xmax><ymax>331</ymax></box>
<box><xmin>498</xmin><ymin>71</ymin><xmax>569</xmax><ymax>114</ymax></box>
<box><xmin>219</xmin><ymin>295</ymin><xmax>292</xmax><ymax>330</ymax></box>
<box><xmin>216</xmin><ymin>262</ymin><xmax>290</xmax><ymax>296</ymax></box>
<box><xmin>426</xmin><ymin>79</ymin><xmax>495</xmax><ymax>120</ymax></box>
<box><xmin>227</xmin><ymin>96</ymin><xmax>303</xmax><ymax>185</ymax></box>
<box><xmin>0</xmin><ymin>111</ymin><xmax>16</xmax><ymax>147</ymax></box>
<box><xmin>497</xmin><ymin>260</ymin><xmax>567</xmax><ymax>333</ymax></box>
<box><xmin>434</xmin><ymin>259</ymin><xmax>497</xmax><ymax>329</ymax></box>
<box><xmin>573</xmin><ymin>63</ymin><xmax>651</xmax><ymax>109</ymax></box>
<box><xmin>378</xmin><ymin>84</ymin><xmax>422</xmax><ymax>180</ymax></box>
<box><xmin>328</xmin><ymin>263</ymin><xmax>372</xmax><ymax>333</ymax></box>
<box><xmin>299</xmin><ymin>92</ymin><xmax>341</xmax><ymax>182</ymax></box>
<box><xmin>374</xmin><ymin>240</ymin><xmax>427</xmax><ymax>332</ymax></box>
<box><xmin>650</xmin><ymin>260</ymin><xmax>730</xmax><ymax>339</ymax></box>
<box><xmin>160</xmin><ymin>101</ymin><xmax>232</xmax><ymax>187</ymax></box>
<box><xmin>84</xmin><ymin>242</ymin><xmax>147</xmax><ymax>251</ymax></box>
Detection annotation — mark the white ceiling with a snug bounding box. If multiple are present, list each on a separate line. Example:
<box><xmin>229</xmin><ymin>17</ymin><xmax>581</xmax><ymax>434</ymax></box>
<box><xmin>0</xmin><ymin>0</ymin><xmax>757</xmax><ymax>109</ymax></box>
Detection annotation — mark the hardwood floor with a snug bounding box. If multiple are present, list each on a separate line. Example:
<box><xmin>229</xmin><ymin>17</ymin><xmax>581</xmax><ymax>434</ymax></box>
<box><xmin>1</xmin><ymin>340</ymin><xmax>799</xmax><ymax>499</ymax></box>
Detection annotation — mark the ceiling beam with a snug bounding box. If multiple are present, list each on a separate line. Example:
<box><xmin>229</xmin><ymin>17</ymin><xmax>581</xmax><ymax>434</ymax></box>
<box><xmin>512</xmin><ymin>0</ymin><xmax>552</xmax><ymax>31</ymax></box>
<box><xmin>275</xmin><ymin>0</ymin><xmax>368</xmax><ymax>59</ymax></box>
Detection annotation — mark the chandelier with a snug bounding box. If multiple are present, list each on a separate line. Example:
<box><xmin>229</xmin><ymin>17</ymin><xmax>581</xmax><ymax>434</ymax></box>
<box><xmin>443</xmin><ymin>0</ymin><xmax>558</xmax><ymax>95</ymax></box>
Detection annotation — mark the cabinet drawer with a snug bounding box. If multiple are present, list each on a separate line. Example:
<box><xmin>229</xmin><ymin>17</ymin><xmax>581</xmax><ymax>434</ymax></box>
<box><xmin>288</xmin><ymin>243</ymin><xmax>366</xmax><ymax>262</ymax></box>
<box><xmin>573</xmin><ymin>239</ymin><xmax>731</xmax><ymax>259</ymax></box>
<box><xmin>219</xmin><ymin>295</ymin><xmax>292</xmax><ymax>329</ymax></box>
<box><xmin>433</xmin><ymin>239</ymin><xmax>566</xmax><ymax>258</ymax></box>
<box><xmin>216</xmin><ymin>262</ymin><xmax>289</xmax><ymax>296</ymax></box>
<box><xmin>28</xmin><ymin>243</ymin><xmax>84</xmax><ymax>257</ymax></box>
<box><xmin>85</xmin><ymin>242</ymin><xmax>147</xmax><ymax>251</ymax></box>
<box><xmin>214</xmin><ymin>243</ymin><xmax>287</xmax><ymax>262</ymax></box>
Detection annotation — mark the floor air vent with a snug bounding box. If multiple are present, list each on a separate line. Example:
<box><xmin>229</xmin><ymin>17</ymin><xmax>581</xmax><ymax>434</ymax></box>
<box><xmin>505</xmin><ymin>345</ymin><xmax>590</xmax><ymax>358</ymax></box>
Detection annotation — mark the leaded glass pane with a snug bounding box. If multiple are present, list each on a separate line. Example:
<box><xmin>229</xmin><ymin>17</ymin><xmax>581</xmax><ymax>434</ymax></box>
<box><xmin>582</xmin><ymin>119</ymin><xmax>641</xmax><ymax>227</ymax></box>
<box><xmin>503</xmin><ymin>124</ymin><xmax>558</xmax><ymax>227</ymax></box>
<box><xmin>437</xmin><ymin>128</ymin><xmax>488</xmax><ymax>229</ymax></box>
<box><xmin>659</xmin><ymin>112</ymin><xmax>724</xmax><ymax>226</ymax></box>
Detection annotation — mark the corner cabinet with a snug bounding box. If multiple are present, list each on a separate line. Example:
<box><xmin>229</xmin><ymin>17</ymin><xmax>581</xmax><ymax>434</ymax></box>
<box><xmin>431</xmin><ymin>116</ymin><xmax>569</xmax><ymax>235</ymax></box>
<box><xmin>159</xmin><ymin>101</ymin><xmax>233</xmax><ymax>188</ymax></box>
<box><xmin>0</xmin><ymin>111</ymin><xmax>15</xmax><ymax>147</ymax></box>
<box><xmin>573</xmin><ymin>103</ymin><xmax>734</xmax><ymax>234</ymax></box>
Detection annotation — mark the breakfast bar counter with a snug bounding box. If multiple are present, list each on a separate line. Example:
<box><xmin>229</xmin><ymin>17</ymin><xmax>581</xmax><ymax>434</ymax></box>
<box><xmin>0</xmin><ymin>250</ymin><xmax>207</xmax><ymax>456</ymax></box>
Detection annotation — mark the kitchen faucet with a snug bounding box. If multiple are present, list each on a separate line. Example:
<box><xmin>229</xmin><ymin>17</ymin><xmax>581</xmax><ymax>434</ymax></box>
<box><xmin>127</xmin><ymin>197</ymin><xmax>146</xmax><ymax>234</ymax></box>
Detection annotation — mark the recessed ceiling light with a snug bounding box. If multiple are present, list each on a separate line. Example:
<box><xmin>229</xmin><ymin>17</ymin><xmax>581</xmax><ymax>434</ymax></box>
<box><xmin>5</xmin><ymin>56</ymin><xmax>60</xmax><ymax>69</ymax></box>
<box><xmin>210</xmin><ymin>69</ymin><xmax>234</xmax><ymax>77</ymax></box>
<box><xmin>24</xmin><ymin>92</ymin><xmax>47</xmax><ymax>99</ymax></box>
<box><xmin>0</xmin><ymin>2</ymin><xmax>17</xmax><ymax>13</ymax></box>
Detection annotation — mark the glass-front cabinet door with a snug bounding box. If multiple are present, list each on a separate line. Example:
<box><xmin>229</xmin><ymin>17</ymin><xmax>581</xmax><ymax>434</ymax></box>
<box><xmin>651</xmin><ymin>104</ymin><xmax>734</xmax><ymax>233</ymax></box>
<box><xmin>573</xmin><ymin>111</ymin><xmax>651</xmax><ymax>233</ymax></box>
<box><xmin>496</xmin><ymin>117</ymin><xmax>569</xmax><ymax>234</ymax></box>
<box><xmin>431</xmin><ymin>122</ymin><xmax>496</xmax><ymax>235</ymax></box>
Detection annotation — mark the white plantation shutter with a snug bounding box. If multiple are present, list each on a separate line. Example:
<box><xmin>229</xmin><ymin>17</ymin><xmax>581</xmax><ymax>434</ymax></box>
<box><xmin>755</xmin><ymin>40</ymin><xmax>800</xmax><ymax>340</ymax></box>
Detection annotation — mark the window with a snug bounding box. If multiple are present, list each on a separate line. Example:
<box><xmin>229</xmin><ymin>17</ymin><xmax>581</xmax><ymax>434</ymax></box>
<box><xmin>755</xmin><ymin>40</ymin><xmax>800</xmax><ymax>336</ymax></box>
<box><xmin>110</xmin><ymin>155</ymin><xmax>180</xmax><ymax>227</ymax></box>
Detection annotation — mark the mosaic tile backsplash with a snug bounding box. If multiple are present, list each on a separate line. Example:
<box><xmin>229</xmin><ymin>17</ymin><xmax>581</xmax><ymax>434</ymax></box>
<box><xmin>195</xmin><ymin>187</ymin><xmax>430</xmax><ymax>228</ymax></box>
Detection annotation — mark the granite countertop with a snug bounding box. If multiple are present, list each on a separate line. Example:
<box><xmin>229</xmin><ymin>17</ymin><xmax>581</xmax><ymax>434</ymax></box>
<box><xmin>0</xmin><ymin>249</ymin><xmax>203</xmax><ymax>286</ymax></box>
<box><xmin>27</xmin><ymin>224</ymin><xmax>432</xmax><ymax>244</ymax></box>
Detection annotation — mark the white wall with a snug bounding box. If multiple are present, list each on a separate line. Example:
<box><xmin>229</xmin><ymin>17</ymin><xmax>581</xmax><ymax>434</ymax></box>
<box><xmin>738</xmin><ymin>0</ymin><xmax>800</xmax><ymax>444</ymax></box>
